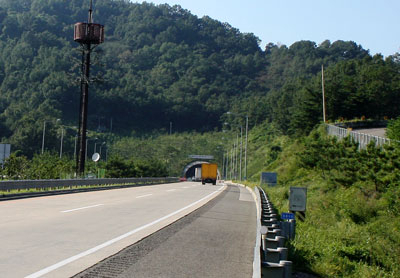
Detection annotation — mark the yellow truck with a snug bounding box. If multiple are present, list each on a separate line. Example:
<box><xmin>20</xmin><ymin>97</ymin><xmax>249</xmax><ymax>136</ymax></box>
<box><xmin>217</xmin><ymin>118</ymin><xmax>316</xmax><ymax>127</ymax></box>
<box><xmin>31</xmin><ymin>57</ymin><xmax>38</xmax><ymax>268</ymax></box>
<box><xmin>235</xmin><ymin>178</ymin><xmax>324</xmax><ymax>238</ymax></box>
<box><xmin>201</xmin><ymin>163</ymin><xmax>218</xmax><ymax>185</ymax></box>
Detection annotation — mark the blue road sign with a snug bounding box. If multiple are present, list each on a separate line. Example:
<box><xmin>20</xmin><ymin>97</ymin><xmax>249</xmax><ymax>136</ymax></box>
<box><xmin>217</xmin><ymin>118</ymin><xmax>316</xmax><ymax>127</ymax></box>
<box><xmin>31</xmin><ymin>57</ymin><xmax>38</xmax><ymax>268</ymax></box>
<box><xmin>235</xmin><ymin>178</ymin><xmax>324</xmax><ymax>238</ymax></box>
<box><xmin>260</xmin><ymin>172</ymin><xmax>277</xmax><ymax>186</ymax></box>
<box><xmin>281</xmin><ymin>212</ymin><xmax>295</xmax><ymax>220</ymax></box>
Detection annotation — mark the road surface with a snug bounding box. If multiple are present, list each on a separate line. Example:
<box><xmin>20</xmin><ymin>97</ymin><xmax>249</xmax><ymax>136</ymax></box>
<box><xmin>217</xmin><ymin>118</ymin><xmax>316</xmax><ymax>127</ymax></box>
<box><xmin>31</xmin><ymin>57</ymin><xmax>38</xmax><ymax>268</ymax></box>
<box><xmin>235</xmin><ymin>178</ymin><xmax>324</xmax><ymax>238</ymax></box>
<box><xmin>353</xmin><ymin>128</ymin><xmax>386</xmax><ymax>138</ymax></box>
<box><xmin>0</xmin><ymin>182</ymin><xmax>256</xmax><ymax>278</ymax></box>
<box><xmin>73</xmin><ymin>184</ymin><xmax>256</xmax><ymax>278</ymax></box>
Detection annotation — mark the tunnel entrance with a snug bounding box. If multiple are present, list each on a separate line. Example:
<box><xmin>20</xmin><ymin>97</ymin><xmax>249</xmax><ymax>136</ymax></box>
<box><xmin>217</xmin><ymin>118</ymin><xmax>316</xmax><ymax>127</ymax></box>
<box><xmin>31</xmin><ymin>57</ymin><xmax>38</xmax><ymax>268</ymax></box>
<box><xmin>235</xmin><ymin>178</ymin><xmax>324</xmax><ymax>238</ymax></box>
<box><xmin>182</xmin><ymin>161</ymin><xmax>209</xmax><ymax>181</ymax></box>
<box><xmin>182</xmin><ymin>161</ymin><xmax>221</xmax><ymax>181</ymax></box>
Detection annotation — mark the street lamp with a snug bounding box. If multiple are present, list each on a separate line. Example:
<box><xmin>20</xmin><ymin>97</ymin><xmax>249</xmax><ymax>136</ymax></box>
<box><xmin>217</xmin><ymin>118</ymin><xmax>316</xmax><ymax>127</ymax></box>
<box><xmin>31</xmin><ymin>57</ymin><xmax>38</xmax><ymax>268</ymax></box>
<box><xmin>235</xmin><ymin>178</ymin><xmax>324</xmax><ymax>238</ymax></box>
<box><xmin>85</xmin><ymin>137</ymin><xmax>98</xmax><ymax>160</ymax></box>
<box><xmin>42</xmin><ymin>119</ymin><xmax>59</xmax><ymax>154</ymax></box>
<box><xmin>59</xmin><ymin>126</ymin><xmax>64</xmax><ymax>158</ymax></box>
<box><xmin>99</xmin><ymin>142</ymin><xmax>106</xmax><ymax>160</ymax></box>
<box><xmin>55</xmin><ymin>119</ymin><xmax>64</xmax><ymax>159</ymax></box>
<box><xmin>74</xmin><ymin>134</ymin><xmax>78</xmax><ymax>160</ymax></box>
<box><xmin>244</xmin><ymin>115</ymin><xmax>248</xmax><ymax>180</ymax></box>
<box><xmin>225</xmin><ymin>112</ymin><xmax>249</xmax><ymax>181</ymax></box>
<box><xmin>41</xmin><ymin>121</ymin><xmax>48</xmax><ymax>154</ymax></box>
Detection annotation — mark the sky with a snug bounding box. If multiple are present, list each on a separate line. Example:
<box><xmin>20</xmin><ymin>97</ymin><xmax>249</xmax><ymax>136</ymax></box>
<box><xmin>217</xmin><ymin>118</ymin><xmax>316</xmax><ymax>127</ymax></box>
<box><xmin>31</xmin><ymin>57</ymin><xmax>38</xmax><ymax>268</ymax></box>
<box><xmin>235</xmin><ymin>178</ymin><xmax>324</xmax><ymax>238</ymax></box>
<box><xmin>133</xmin><ymin>0</ymin><xmax>399</xmax><ymax>57</ymax></box>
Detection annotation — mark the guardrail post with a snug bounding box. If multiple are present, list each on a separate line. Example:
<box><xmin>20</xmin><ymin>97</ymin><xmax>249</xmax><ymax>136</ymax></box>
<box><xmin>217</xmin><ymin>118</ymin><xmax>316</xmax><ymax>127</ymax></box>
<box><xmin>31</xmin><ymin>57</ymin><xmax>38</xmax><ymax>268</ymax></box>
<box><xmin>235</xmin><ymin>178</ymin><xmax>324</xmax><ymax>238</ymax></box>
<box><xmin>280</xmin><ymin>260</ymin><xmax>292</xmax><ymax>278</ymax></box>
<box><xmin>259</xmin><ymin>186</ymin><xmax>293</xmax><ymax>278</ymax></box>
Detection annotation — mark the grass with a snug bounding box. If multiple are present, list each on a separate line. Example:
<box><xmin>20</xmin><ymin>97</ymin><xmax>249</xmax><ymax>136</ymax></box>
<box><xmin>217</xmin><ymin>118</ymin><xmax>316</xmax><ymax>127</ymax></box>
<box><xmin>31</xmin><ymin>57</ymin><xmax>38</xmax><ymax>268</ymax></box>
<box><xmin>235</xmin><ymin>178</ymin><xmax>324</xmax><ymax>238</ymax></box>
<box><xmin>242</xmin><ymin>123</ymin><xmax>400</xmax><ymax>277</ymax></box>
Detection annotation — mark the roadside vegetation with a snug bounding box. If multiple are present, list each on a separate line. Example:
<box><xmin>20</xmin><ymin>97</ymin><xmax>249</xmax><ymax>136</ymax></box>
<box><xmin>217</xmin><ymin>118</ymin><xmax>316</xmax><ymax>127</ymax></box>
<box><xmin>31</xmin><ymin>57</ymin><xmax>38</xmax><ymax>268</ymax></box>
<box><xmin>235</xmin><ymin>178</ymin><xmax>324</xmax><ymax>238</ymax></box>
<box><xmin>0</xmin><ymin>131</ymin><xmax>227</xmax><ymax>179</ymax></box>
<box><xmin>244</xmin><ymin>123</ymin><xmax>400</xmax><ymax>278</ymax></box>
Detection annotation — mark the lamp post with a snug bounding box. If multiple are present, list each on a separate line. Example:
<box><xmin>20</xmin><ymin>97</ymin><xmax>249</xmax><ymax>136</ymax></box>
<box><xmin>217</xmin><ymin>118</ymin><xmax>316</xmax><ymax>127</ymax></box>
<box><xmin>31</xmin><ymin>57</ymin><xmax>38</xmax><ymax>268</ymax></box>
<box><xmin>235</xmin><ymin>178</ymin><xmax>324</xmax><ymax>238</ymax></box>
<box><xmin>225</xmin><ymin>112</ymin><xmax>249</xmax><ymax>181</ymax></box>
<box><xmin>41</xmin><ymin>121</ymin><xmax>47</xmax><ymax>154</ymax></box>
<box><xmin>222</xmin><ymin>153</ymin><xmax>225</xmax><ymax>180</ymax></box>
<box><xmin>99</xmin><ymin>142</ymin><xmax>106</xmax><ymax>160</ymax></box>
<box><xmin>59</xmin><ymin>126</ymin><xmax>64</xmax><ymax>158</ymax></box>
<box><xmin>225</xmin><ymin>150</ymin><xmax>229</xmax><ymax>179</ymax></box>
<box><xmin>85</xmin><ymin>138</ymin><xmax>98</xmax><ymax>161</ymax></box>
<box><xmin>74</xmin><ymin>134</ymin><xmax>78</xmax><ymax>160</ymax></box>
<box><xmin>244</xmin><ymin>115</ymin><xmax>248</xmax><ymax>180</ymax></box>
<box><xmin>240</xmin><ymin>126</ymin><xmax>243</xmax><ymax>181</ymax></box>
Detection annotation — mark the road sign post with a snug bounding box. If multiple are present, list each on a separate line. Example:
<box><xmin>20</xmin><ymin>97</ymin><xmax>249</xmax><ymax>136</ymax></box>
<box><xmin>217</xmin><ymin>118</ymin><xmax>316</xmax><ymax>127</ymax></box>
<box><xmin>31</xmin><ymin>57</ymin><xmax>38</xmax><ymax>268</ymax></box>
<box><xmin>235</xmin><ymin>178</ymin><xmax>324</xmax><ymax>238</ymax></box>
<box><xmin>289</xmin><ymin>187</ymin><xmax>307</xmax><ymax>221</ymax></box>
<box><xmin>260</xmin><ymin>172</ymin><xmax>277</xmax><ymax>186</ymax></box>
<box><xmin>281</xmin><ymin>212</ymin><xmax>295</xmax><ymax>220</ymax></box>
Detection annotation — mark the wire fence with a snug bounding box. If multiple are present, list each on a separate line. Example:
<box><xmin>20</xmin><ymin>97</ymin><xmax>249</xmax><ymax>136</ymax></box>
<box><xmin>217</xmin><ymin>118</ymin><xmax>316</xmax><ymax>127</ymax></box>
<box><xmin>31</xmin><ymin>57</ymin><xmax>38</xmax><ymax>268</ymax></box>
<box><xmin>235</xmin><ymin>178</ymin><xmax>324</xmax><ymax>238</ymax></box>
<box><xmin>326</xmin><ymin>124</ymin><xmax>391</xmax><ymax>149</ymax></box>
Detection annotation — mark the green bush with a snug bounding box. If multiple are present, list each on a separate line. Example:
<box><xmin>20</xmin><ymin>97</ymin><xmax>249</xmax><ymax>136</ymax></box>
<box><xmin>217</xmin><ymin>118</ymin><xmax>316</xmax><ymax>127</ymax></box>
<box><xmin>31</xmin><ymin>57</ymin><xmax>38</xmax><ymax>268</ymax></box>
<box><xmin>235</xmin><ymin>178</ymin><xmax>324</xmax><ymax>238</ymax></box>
<box><xmin>246</xmin><ymin>124</ymin><xmax>400</xmax><ymax>277</ymax></box>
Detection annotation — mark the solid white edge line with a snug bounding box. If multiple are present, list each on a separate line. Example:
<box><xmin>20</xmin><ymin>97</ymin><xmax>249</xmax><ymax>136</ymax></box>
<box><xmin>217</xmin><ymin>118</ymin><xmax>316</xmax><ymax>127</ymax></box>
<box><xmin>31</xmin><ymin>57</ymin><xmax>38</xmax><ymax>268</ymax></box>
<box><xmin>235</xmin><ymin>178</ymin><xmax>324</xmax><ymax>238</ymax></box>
<box><xmin>61</xmin><ymin>204</ymin><xmax>104</xmax><ymax>213</ymax></box>
<box><xmin>25</xmin><ymin>185</ymin><xmax>225</xmax><ymax>278</ymax></box>
<box><xmin>136</xmin><ymin>194</ymin><xmax>153</xmax><ymax>199</ymax></box>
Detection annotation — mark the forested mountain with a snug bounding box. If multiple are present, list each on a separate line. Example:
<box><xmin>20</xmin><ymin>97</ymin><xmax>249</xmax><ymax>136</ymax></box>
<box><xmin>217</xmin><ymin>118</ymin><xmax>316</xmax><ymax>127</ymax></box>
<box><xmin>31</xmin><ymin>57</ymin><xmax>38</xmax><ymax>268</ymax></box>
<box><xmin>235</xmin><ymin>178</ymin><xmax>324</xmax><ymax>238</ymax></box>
<box><xmin>0</xmin><ymin>0</ymin><xmax>399</xmax><ymax>157</ymax></box>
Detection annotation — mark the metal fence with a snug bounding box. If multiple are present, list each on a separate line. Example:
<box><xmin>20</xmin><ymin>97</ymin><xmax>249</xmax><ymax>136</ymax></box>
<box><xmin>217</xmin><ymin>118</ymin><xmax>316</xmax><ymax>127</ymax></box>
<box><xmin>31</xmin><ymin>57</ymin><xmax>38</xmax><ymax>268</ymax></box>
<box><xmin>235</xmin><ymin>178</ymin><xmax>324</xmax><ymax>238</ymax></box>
<box><xmin>0</xmin><ymin>177</ymin><xmax>178</xmax><ymax>192</ymax></box>
<box><xmin>326</xmin><ymin>124</ymin><xmax>391</xmax><ymax>149</ymax></box>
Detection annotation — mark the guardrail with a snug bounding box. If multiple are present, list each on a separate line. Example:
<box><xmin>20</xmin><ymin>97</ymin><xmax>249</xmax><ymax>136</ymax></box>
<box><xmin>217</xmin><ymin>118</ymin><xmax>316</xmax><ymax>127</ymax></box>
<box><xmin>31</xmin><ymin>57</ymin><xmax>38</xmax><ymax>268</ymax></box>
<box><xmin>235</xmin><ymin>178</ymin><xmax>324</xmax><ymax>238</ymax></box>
<box><xmin>0</xmin><ymin>177</ymin><xmax>179</xmax><ymax>196</ymax></box>
<box><xmin>326</xmin><ymin>124</ymin><xmax>391</xmax><ymax>149</ymax></box>
<box><xmin>258</xmin><ymin>186</ymin><xmax>295</xmax><ymax>278</ymax></box>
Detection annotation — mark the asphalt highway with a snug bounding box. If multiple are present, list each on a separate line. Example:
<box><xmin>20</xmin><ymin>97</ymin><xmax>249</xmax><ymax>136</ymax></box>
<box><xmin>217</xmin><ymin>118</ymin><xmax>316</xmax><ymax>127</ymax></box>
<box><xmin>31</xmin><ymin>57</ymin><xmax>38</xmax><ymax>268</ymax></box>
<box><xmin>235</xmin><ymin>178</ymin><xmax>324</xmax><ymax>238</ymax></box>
<box><xmin>0</xmin><ymin>181</ymin><xmax>229</xmax><ymax>278</ymax></box>
<box><xmin>74</xmin><ymin>184</ymin><xmax>256</xmax><ymax>278</ymax></box>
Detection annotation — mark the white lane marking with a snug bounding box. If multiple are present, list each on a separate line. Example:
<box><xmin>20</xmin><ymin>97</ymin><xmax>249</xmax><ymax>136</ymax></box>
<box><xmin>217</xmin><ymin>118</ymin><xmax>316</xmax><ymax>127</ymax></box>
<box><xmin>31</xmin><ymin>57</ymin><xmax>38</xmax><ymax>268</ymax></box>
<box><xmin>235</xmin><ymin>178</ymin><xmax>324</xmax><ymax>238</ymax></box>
<box><xmin>136</xmin><ymin>194</ymin><xmax>153</xmax><ymax>199</ymax></box>
<box><xmin>25</xmin><ymin>186</ymin><xmax>225</xmax><ymax>278</ymax></box>
<box><xmin>192</xmin><ymin>185</ymin><xmax>197</xmax><ymax>187</ymax></box>
<box><xmin>182</xmin><ymin>186</ymin><xmax>189</xmax><ymax>189</ymax></box>
<box><xmin>166</xmin><ymin>189</ymin><xmax>176</xmax><ymax>192</ymax></box>
<box><xmin>61</xmin><ymin>204</ymin><xmax>104</xmax><ymax>213</ymax></box>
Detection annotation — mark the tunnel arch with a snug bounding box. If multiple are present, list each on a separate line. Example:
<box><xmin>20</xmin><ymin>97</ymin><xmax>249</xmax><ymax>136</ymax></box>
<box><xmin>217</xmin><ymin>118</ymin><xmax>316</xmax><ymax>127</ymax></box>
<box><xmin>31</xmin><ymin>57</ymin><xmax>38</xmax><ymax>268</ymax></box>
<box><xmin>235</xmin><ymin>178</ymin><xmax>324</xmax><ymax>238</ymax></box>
<box><xmin>182</xmin><ymin>161</ymin><xmax>221</xmax><ymax>180</ymax></box>
<box><xmin>182</xmin><ymin>161</ymin><xmax>209</xmax><ymax>178</ymax></box>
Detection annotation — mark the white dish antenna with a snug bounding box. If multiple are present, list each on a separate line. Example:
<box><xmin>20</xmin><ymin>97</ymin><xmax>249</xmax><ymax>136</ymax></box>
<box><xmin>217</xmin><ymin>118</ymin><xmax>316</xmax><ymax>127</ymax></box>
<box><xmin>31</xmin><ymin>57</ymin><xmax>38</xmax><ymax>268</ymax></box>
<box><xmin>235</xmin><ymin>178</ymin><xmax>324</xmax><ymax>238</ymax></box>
<box><xmin>92</xmin><ymin>152</ymin><xmax>100</xmax><ymax>162</ymax></box>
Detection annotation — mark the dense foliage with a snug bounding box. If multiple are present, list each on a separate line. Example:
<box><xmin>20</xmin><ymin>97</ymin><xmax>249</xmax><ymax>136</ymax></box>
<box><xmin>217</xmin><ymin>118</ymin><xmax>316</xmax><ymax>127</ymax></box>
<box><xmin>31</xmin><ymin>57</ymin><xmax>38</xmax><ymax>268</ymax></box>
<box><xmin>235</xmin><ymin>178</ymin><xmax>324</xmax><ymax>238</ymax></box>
<box><xmin>0</xmin><ymin>130</ymin><xmax>227</xmax><ymax>179</ymax></box>
<box><xmin>244</xmin><ymin>123</ymin><xmax>400</xmax><ymax>277</ymax></box>
<box><xmin>0</xmin><ymin>0</ymin><xmax>399</xmax><ymax>157</ymax></box>
<box><xmin>386</xmin><ymin>116</ymin><xmax>400</xmax><ymax>140</ymax></box>
<box><xmin>0</xmin><ymin>0</ymin><xmax>264</xmax><ymax>157</ymax></box>
<box><xmin>0</xmin><ymin>150</ymin><xmax>169</xmax><ymax>179</ymax></box>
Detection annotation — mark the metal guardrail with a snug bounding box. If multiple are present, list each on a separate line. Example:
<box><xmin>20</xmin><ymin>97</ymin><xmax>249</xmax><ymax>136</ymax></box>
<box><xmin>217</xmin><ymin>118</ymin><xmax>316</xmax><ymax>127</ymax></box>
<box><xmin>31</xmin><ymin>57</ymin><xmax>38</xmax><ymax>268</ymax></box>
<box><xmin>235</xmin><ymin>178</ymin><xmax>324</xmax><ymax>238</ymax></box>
<box><xmin>0</xmin><ymin>177</ymin><xmax>179</xmax><ymax>192</ymax></box>
<box><xmin>258</xmin><ymin>186</ymin><xmax>294</xmax><ymax>278</ymax></box>
<box><xmin>326</xmin><ymin>124</ymin><xmax>391</xmax><ymax>149</ymax></box>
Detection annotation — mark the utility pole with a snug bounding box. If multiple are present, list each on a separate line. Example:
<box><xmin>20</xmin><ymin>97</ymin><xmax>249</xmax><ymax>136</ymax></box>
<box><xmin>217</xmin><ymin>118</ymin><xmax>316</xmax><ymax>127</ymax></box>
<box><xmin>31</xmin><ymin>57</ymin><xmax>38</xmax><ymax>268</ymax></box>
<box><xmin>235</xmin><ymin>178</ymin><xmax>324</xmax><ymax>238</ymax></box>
<box><xmin>74</xmin><ymin>0</ymin><xmax>104</xmax><ymax>177</ymax></box>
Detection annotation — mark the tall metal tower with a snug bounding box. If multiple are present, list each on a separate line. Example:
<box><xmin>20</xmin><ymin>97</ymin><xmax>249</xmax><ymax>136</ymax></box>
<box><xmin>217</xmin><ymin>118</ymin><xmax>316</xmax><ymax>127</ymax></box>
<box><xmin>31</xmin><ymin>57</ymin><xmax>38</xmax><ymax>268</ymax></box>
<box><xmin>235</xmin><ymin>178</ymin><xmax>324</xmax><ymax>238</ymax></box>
<box><xmin>74</xmin><ymin>0</ymin><xmax>104</xmax><ymax>177</ymax></box>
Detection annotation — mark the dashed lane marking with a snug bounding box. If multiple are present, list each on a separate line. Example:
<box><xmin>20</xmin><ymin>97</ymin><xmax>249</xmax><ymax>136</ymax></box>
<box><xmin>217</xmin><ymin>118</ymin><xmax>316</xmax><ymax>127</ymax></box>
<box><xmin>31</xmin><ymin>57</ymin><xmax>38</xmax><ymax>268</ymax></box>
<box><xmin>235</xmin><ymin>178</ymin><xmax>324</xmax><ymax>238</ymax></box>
<box><xmin>61</xmin><ymin>204</ymin><xmax>104</xmax><ymax>213</ymax></box>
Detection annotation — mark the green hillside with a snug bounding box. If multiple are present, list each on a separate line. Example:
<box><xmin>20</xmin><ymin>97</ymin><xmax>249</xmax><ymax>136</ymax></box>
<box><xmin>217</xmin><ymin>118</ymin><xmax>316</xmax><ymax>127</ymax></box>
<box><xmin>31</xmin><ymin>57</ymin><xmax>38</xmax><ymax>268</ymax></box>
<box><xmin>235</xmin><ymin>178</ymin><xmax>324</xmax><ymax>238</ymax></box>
<box><xmin>244</xmin><ymin>123</ymin><xmax>400</xmax><ymax>277</ymax></box>
<box><xmin>1</xmin><ymin>0</ymin><xmax>399</xmax><ymax>157</ymax></box>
